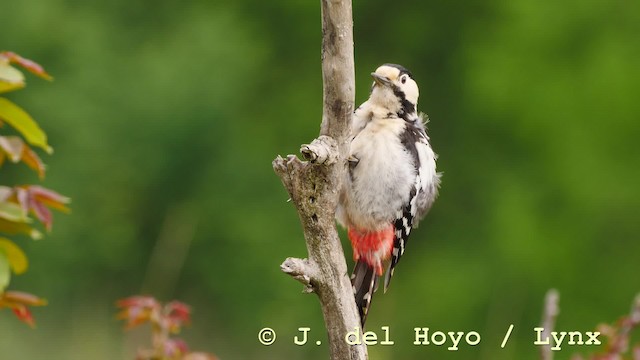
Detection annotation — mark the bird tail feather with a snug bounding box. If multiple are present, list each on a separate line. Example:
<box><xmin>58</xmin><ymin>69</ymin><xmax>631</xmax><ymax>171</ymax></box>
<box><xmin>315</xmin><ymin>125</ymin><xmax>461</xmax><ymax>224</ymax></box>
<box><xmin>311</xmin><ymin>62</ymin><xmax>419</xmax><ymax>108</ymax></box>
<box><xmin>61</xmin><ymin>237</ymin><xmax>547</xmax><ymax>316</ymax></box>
<box><xmin>351</xmin><ymin>260</ymin><xmax>377</xmax><ymax>328</ymax></box>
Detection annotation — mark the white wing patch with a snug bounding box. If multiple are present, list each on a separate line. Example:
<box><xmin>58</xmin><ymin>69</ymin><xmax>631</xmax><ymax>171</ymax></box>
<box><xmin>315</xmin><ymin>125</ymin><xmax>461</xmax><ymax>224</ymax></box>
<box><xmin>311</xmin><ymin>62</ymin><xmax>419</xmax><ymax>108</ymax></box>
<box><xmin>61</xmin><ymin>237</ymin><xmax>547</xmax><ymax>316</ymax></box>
<box><xmin>416</xmin><ymin>140</ymin><xmax>436</xmax><ymax>193</ymax></box>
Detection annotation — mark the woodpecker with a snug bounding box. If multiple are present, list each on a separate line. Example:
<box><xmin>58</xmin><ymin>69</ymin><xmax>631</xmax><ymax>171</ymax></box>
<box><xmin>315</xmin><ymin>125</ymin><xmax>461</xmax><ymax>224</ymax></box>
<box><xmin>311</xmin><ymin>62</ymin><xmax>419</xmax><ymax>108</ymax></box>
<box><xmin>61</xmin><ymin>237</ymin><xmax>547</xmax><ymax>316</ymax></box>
<box><xmin>336</xmin><ymin>64</ymin><xmax>440</xmax><ymax>327</ymax></box>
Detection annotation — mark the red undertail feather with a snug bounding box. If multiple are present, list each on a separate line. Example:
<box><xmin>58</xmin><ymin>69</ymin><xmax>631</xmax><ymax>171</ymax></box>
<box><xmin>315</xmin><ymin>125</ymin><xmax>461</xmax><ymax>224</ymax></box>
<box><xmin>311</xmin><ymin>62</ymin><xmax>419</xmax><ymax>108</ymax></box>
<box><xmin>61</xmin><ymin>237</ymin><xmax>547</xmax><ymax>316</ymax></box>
<box><xmin>349</xmin><ymin>224</ymin><xmax>394</xmax><ymax>327</ymax></box>
<box><xmin>347</xmin><ymin>225</ymin><xmax>395</xmax><ymax>275</ymax></box>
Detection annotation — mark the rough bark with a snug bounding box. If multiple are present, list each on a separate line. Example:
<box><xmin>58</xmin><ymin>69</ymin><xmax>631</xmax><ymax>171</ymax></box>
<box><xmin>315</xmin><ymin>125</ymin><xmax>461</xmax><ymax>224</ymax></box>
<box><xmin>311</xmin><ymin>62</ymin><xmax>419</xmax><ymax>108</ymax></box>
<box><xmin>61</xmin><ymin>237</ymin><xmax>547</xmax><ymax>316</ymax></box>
<box><xmin>272</xmin><ymin>0</ymin><xmax>367</xmax><ymax>359</ymax></box>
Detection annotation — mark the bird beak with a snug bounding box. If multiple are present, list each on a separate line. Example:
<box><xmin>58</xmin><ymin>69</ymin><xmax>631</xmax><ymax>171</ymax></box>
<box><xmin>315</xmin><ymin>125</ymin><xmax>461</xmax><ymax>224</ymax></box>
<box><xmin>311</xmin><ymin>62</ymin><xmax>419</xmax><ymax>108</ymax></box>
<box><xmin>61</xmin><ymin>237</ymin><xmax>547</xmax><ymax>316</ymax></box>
<box><xmin>371</xmin><ymin>72</ymin><xmax>391</xmax><ymax>87</ymax></box>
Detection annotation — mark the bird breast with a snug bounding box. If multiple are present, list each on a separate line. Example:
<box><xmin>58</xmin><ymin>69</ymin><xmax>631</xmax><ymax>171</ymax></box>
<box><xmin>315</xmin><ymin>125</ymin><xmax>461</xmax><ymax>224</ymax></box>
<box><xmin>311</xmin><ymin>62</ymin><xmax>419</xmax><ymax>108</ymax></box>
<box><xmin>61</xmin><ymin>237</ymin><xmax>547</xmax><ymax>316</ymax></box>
<box><xmin>342</xmin><ymin>117</ymin><xmax>416</xmax><ymax>231</ymax></box>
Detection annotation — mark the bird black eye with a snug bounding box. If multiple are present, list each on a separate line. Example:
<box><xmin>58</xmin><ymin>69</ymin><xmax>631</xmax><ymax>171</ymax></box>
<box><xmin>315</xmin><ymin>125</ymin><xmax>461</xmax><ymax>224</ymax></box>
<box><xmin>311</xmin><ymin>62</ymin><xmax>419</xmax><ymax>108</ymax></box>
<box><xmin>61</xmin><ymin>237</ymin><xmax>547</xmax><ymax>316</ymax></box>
<box><xmin>401</xmin><ymin>75</ymin><xmax>407</xmax><ymax>84</ymax></box>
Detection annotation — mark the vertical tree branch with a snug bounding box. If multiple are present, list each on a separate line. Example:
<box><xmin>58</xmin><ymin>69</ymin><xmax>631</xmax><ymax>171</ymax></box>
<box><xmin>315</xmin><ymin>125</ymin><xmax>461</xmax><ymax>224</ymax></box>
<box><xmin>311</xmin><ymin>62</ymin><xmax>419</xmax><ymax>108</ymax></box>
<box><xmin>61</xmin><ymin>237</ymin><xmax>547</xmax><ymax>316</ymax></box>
<box><xmin>320</xmin><ymin>0</ymin><xmax>355</xmax><ymax>141</ymax></box>
<box><xmin>273</xmin><ymin>0</ymin><xmax>366</xmax><ymax>359</ymax></box>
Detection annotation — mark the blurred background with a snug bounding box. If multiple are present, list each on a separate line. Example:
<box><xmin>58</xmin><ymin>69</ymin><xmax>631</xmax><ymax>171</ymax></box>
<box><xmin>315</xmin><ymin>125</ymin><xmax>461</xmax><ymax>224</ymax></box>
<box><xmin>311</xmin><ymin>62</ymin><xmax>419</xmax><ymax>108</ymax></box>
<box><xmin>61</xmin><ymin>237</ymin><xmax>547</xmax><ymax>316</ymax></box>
<box><xmin>1</xmin><ymin>0</ymin><xmax>639</xmax><ymax>359</ymax></box>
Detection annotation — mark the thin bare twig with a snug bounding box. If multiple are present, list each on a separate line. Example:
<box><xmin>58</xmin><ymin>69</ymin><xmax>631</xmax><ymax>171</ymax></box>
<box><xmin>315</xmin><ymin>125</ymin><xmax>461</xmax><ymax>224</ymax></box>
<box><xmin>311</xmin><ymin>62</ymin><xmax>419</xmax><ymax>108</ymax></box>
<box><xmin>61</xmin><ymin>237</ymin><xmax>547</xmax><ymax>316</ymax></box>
<box><xmin>540</xmin><ymin>289</ymin><xmax>560</xmax><ymax>360</ymax></box>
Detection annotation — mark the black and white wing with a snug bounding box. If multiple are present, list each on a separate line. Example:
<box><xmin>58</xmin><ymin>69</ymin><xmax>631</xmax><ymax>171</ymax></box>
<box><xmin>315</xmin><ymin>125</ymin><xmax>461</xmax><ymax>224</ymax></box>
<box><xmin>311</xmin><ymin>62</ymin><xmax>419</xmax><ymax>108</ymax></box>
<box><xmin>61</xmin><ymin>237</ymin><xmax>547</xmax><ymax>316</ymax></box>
<box><xmin>384</xmin><ymin>117</ymin><xmax>440</xmax><ymax>292</ymax></box>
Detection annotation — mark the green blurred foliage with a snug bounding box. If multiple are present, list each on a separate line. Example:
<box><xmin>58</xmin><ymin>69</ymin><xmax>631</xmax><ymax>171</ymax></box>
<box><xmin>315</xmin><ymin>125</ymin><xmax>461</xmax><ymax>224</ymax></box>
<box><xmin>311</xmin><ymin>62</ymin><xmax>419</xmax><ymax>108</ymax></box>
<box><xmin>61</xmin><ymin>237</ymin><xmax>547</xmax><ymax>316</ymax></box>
<box><xmin>1</xmin><ymin>0</ymin><xmax>639</xmax><ymax>359</ymax></box>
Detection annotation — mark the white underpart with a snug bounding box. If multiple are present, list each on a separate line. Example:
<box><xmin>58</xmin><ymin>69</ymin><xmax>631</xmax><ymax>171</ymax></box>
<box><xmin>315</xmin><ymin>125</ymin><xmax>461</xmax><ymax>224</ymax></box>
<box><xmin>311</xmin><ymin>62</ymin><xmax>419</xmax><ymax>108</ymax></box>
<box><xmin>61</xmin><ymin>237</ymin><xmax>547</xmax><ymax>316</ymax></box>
<box><xmin>337</xmin><ymin>102</ymin><xmax>416</xmax><ymax>232</ymax></box>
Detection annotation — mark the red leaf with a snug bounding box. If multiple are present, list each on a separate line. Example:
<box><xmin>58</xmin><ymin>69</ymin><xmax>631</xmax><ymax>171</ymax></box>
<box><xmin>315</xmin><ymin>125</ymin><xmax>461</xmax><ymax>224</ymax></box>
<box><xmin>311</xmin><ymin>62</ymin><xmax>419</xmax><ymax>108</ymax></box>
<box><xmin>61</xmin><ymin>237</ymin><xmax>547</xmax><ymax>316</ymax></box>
<box><xmin>0</xmin><ymin>136</ymin><xmax>46</xmax><ymax>178</ymax></box>
<box><xmin>0</xmin><ymin>290</ymin><xmax>47</xmax><ymax>327</ymax></box>
<box><xmin>116</xmin><ymin>295</ymin><xmax>160</xmax><ymax>309</ymax></box>
<box><xmin>164</xmin><ymin>338</ymin><xmax>189</xmax><ymax>358</ymax></box>
<box><xmin>182</xmin><ymin>353</ymin><xmax>219</xmax><ymax>360</ymax></box>
<box><xmin>166</xmin><ymin>301</ymin><xmax>191</xmax><ymax>332</ymax></box>
<box><xmin>117</xmin><ymin>296</ymin><xmax>214</xmax><ymax>359</ymax></box>
<box><xmin>116</xmin><ymin>295</ymin><xmax>160</xmax><ymax>329</ymax></box>
<box><xmin>21</xmin><ymin>145</ymin><xmax>46</xmax><ymax>179</ymax></box>
<box><xmin>12</xmin><ymin>305</ymin><xmax>35</xmax><ymax>327</ymax></box>
<box><xmin>0</xmin><ymin>52</ymin><xmax>53</xmax><ymax>81</ymax></box>
<box><xmin>14</xmin><ymin>185</ymin><xmax>70</xmax><ymax>230</ymax></box>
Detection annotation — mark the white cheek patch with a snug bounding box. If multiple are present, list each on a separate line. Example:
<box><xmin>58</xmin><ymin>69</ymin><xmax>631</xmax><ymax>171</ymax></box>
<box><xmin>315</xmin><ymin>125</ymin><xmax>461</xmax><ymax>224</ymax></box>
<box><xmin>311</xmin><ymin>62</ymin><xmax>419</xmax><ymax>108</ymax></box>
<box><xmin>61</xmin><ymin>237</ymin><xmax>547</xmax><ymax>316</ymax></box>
<box><xmin>404</xmin><ymin>81</ymin><xmax>419</xmax><ymax>106</ymax></box>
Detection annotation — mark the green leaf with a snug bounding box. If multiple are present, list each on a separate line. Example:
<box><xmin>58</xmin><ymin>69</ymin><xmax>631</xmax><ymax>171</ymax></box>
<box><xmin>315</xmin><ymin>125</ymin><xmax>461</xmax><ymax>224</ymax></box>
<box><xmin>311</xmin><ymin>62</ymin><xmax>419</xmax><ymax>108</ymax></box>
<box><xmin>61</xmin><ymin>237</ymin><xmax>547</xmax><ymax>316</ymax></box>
<box><xmin>0</xmin><ymin>218</ymin><xmax>43</xmax><ymax>240</ymax></box>
<box><xmin>0</xmin><ymin>238</ymin><xmax>28</xmax><ymax>274</ymax></box>
<box><xmin>0</xmin><ymin>201</ymin><xmax>29</xmax><ymax>223</ymax></box>
<box><xmin>0</xmin><ymin>98</ymin><xmax>52</xmax><ymax>154</ymax></box>
<box><xmin>0</xmin><ymin>63</ymin><xmax>25</xmax><ymax>94</ymax></box>
<box><xmin>0</xmin><ymin>251</ymin><xmax>10</xmax><ymax>293</ymax></box>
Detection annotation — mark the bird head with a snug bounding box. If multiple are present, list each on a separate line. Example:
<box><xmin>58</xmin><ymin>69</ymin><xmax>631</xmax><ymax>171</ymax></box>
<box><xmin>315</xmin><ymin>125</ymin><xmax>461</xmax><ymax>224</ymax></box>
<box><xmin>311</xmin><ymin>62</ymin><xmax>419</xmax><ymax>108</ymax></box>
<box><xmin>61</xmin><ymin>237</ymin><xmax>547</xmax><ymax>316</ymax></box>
<box><xmin>369</xmin><ymin>64</ymin><xmax>419</xmax><ymax>119</ymax></box>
